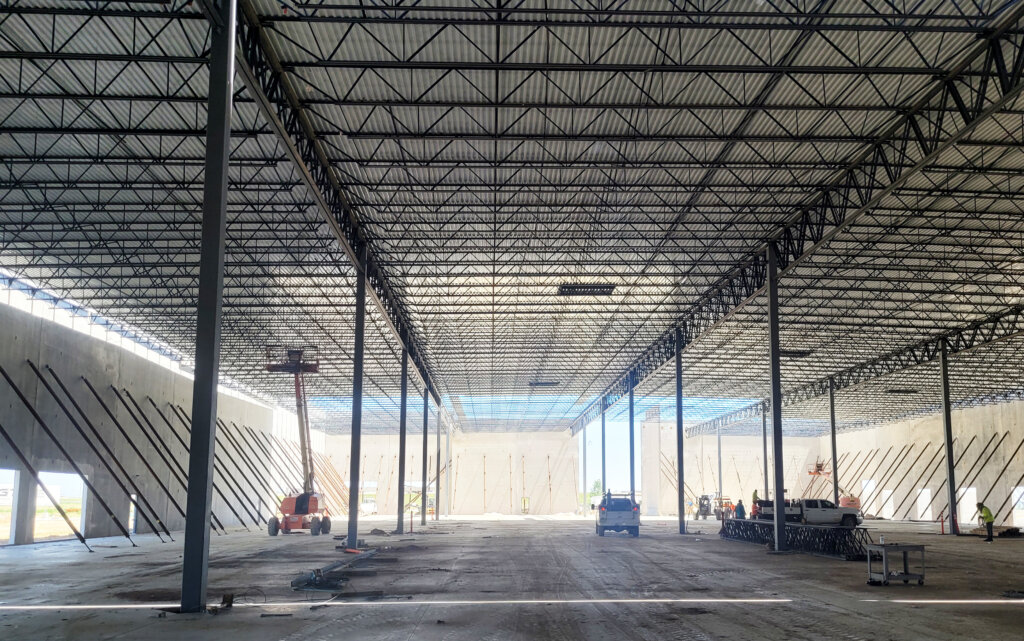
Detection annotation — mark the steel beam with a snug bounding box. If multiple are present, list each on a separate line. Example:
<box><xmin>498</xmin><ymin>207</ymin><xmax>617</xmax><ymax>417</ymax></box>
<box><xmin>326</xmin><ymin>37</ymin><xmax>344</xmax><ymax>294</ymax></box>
<box><xmin>687</xmin><ymin>304</ymin><xmax>1024</xmax><ymax>437</ymax></box>
<box><xmin>233</xmin><ymin>1</ymin><xmax>439</xmax><ymax>407</ymax></box>
<box><xmin>939</xmin><ymin>340</ymin><xmax>959</xmax><ymax>535</ymax></box>
<box><xmin>284</xmin><ymin>60</ymin><xmax>953</xmax><ymax>75</ymax></box>
<box><xmin>570</xmin><ymin>4</ymin><xmax>1024</xmax><ymax>435</ymax></box>
<box><xmin>767</xmin><ymin>244</ymin><xmax>786</xmax><ymax>551</ymax></box>
<box><xmin>260</xmin><ymin>7</ymin><xmax>1003</xmax><ymax>31</ymax></box>
<box><xmin>346</xmin><ymin>252</ymin><xmax>368</xmax><ymax>548</ymax></box>
<box><xmin>396</xmin><ymin>348</ymin><xmax>408</xmax><ymax>533</ymax></box>
<box><xmin>180</xmin><ymin>0</ymin><xmax>235</xmax><ymax>614</ymax></box>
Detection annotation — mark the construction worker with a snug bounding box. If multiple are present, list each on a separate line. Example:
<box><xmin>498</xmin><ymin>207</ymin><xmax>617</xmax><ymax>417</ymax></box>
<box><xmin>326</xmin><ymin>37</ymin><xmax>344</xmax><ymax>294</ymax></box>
<box><xmin>735</xmin><ymin>500</ymin><xmax>746</xmax><ymax>520</ymax></box>
<box><xmin>977</xmin><ymin>502</ymin><xmax>995</xmax><ymax>542</ymax></box>
<box><xmin>752</xmin><ymin>489</ymin><xmax>759</xmax><ymax>505</ymax></box>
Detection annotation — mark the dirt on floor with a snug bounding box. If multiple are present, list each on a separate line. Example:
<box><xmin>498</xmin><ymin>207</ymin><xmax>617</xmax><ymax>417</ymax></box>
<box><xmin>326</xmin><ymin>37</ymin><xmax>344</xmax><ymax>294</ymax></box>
<box><xmin>1</xmin><ymin>517</ymin><xmax>1022</xmax><ymax>640</ymax></box>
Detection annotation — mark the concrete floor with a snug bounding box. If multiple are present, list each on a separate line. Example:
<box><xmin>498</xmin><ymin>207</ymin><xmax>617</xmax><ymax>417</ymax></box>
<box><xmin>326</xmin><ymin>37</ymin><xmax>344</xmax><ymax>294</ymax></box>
<box><xmin>1</xmin><ymin>517</ymin><xmax>1022</xmax><ymax>640</ymax></box>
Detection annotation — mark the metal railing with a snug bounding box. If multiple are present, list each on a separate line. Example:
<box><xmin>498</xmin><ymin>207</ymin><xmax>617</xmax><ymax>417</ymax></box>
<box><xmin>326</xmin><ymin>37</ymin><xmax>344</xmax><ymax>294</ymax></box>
<box><xmin>720</xmin><ymin>519</ymin><xmax>873</xmax><ymax>561</ymax></box>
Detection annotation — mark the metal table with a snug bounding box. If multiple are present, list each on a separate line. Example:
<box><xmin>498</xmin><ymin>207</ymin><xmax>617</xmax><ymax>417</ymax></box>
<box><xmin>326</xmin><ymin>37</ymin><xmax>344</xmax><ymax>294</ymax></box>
<box><xmin>866</xmin><ymin>543</ymin><xmax>925</xmax><ymax>586</ymax></box>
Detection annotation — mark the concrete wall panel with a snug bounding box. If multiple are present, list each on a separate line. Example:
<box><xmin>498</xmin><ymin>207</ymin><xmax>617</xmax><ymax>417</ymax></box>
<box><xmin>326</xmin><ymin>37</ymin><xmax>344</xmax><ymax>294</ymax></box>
<box><xmin>0</xmin><ymin>304</ymin><xmax>281</xmax><ymax>542</ymax></box>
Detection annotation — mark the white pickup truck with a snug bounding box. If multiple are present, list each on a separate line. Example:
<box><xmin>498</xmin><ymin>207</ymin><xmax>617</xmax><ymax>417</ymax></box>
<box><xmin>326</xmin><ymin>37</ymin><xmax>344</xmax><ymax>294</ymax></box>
<box><xmin>592</xmin><ymin>493</ymin><xmax>641</xmax><ymax>537</ymax></box>
<box><xmin>756</xmin><ymin>498</ymin><xmax>862</xmax><ymax>527</ymax></box>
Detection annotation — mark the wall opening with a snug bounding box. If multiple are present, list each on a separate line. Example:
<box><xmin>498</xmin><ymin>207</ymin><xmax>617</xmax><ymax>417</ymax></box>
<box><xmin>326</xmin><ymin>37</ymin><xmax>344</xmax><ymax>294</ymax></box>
<box><xmin>861</xmin><ymin>480</ymin><xmax>876</xmax><ymax>515</ymax></box>
<box><xmin>1012</xmin><ymin>487</ymin><xmax>1024</xmax><ymax>527</ymax></box>
<box><xmin>33</xmin><ymin>472</ymin><xmax>86</xmax><ymax>542</ymax></box>
<box><xmin>880</xmin><ymin>489</ymin><xmax>895</xmax><ymax>520</ymax></box>
<box><xmin>0</xmin><ymin>468</ymin><xmax>15</xmax><ymax>544</ymax></box>
<box><xmin>127</xmin><ymin>494</ymin><xmax>138</xmax><ymax>535</ymax></box>
<box><xmin>916</xmin><ymin>488</ymin><xmax>932</xmax><ymax>521</ymax></box>
<box><xmin>957</xmin><ymin>487</ymin><xmax>977</xmax><ymax>528</ymax></box>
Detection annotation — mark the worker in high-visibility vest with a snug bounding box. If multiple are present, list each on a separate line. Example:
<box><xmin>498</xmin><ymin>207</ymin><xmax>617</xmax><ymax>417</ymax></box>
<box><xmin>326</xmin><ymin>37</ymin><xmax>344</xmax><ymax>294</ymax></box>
<box><xmin>976</xmin><ymin>502</ymin><xmax>995</xmax><ymax>542</ymax></box>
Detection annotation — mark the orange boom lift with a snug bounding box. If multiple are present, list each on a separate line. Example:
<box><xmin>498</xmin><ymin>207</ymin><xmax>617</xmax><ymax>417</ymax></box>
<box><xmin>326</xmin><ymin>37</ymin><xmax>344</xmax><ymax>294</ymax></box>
<box><xmin>266</xmin><ymin>346</ymin><xmax>331</xmax><ymax>536</ymax></box>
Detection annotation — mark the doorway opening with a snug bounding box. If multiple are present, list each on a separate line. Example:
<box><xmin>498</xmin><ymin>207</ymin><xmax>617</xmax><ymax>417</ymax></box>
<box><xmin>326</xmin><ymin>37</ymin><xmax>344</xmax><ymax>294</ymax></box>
<box><xmin>33</xmin><ymin>472</ymin><xmax>86</xmax><ymax>542</ymax></box>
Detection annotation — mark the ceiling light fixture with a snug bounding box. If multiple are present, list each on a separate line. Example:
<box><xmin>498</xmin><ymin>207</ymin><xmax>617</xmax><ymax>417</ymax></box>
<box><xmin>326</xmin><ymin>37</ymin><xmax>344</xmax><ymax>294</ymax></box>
<box><xmin>529</xmin><ymin>381</ymin><xmax>561</xmax><ymax>387</ymax></box>
<box><xmin>778</xmin><ymin>349</ymin><xmax>813</xmax><ymax>358</ymax></box>
<box><xmin>558</xmin><ymin>283</ymin><xmax>615</xmax><ymax>296</ymax></box>
<box><xmin>885</xmin><ymin>388</ymin><xmax>919</xmax><ymax>395</ymax></box>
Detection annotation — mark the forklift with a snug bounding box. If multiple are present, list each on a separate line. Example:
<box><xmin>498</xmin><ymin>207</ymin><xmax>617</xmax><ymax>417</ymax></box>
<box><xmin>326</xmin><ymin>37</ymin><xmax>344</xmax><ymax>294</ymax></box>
<box><xmin>266</xmin><ymin>346</ymin><xmax>331</xmax><ymax>536</ymax></box>
<box><xmin>697</xmin><ymin>495</ymin><xmax>713</xmax><ymax>520</ymax></box>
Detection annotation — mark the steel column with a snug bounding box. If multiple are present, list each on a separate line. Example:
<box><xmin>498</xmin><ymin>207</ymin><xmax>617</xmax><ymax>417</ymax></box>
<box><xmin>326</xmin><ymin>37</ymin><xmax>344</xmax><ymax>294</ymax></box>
<box><xmin>939</xmin><ymin>340</ymin><xmax>959</xmax><ymax>534</ymax></box>
<box><xmin>829</xmin><ymin>379</ymin><xmax>840</xmax><ymax>505</ymax></box>
<box><xmin>179</xmin><ymin>0</ymin><xmax>236</xmax><ymax>613</ymax></box>
<box><xmin>717</xmin><ymin>424</ymin><xmax>723</xmax><ymax>502</ymax></box>
<box><xmin>582</xmin><ymin>424</ymin><xmax>587</xmax><ymax>512</ymax></box>
<box><xmin>421</xmin><ymin>385</ymin><xmax>429</xmax><ymax>526</ymax></box>
<box><xmin>628</xmin><ymin>377</ymin><xmax>636</xmax><ymax>500</ymax></box>
<box><xmin>675</xmin><ymin>327</ymin><xmax>686</xmax><ymax>534</ymax></box>
<box><xmin>346</xmin><ymin>253</ymin><xmax>368</xmax><ymax>548</ymax></box>
<box><xmin>601</xmin><ymin>409</ymin><xmax>606</xmax><ymax>494</ymax></box>
<box><xmin>396</xmin><ymin>348</ymin><xmax>408</xmax><ymax>533</ymax></box>
<box><xmin>435</xmin><ymin>409</ymin><xmax>440</xmax><ymax>521</ymax></box>
<box><xmin>767</xmin><ymin>243</ymin><xmax>787</xmax><ymax>551</ymax></box>
<box><xmin>445</xmin><ymin>419</ymin><xmax>452</xmax><ymax>516</ymax></box>
<box><xmin>762</xmin><ymin>409</ymin><xmax>769</xmax><ymax>500</ymax></box>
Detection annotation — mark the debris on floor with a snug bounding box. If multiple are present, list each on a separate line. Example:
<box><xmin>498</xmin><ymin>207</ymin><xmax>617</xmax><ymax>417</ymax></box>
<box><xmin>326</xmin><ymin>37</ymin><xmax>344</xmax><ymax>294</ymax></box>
<box><xmin>333</xmin><ymin>535</ymin><xmax>367</xmax><ymax>547</ymax></box>
<box><xmin>291</xmin><ymin>549</ymin><xmax>395</xmax><ymax>595</ymax></box>
<box><xmin>291</xmin><ymin>561</ymin><xmax>351</xmax><ymax>592</ymax></box>
<box><xmin>369</xmin><ymin>528</ymin><xmax>390</xmax><ymax>536</ymax></box>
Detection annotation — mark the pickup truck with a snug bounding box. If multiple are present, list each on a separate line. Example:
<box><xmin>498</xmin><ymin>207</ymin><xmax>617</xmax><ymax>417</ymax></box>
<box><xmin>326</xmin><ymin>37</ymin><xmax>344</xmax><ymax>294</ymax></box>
<box><xmin>756</xmin><ymin>498</ymin><xmax>862</xmax><ymax>527</ymax></box>
<box><xmin>592</xmin><ymin>493</ymin><xmax>640</xmax><ymax>537</ymax></box>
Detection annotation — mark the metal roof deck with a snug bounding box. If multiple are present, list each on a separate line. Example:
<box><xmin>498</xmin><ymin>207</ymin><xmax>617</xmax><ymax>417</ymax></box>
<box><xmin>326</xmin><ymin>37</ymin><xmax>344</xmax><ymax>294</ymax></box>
<box><xmin>3</xmin><ymin>0</ymin><xmax>1024</xmax><ymax>434</ymax></box>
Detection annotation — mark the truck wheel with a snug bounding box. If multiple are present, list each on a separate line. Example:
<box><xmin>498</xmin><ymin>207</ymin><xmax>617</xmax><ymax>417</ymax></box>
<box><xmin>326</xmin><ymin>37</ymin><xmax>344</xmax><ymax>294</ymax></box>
<box><xmin>320</xmin><ymin>516</ymin><xmax>332</xmax><ymax>534</ymax></box>
<box><xmin>841</xmin><ymin>515</ymin><xmax>856</xmax><ymax>528</ymax></box>
<box><xmin>631</xmin><ymin>527</ymin><xmax>639</xmax><ymax>538</ymax></box>
<box><xmin>310</xmin><ymin>516</ymin><xmax>322</xmax><ymax>536</ymax></box>
<box><xmin>597</xmin><ymin>526</ymin><xmax>605</xmax><ymax>537</ymax></box>
<box><xmin>267</xmin><ymin>516</ymin><xmax>280</xmax><ymax>536</ymax></box>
